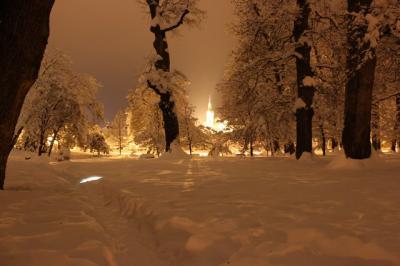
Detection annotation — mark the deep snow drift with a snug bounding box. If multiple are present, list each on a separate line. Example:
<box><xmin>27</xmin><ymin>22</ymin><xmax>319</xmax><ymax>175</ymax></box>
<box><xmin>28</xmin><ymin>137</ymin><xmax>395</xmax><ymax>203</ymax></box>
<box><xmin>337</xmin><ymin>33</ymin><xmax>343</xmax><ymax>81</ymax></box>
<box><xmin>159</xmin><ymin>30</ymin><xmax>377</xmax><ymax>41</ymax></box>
<box><xmin>1</xmin><ymin>151</ymin><xmax>400</xmax><ymax>266</ymax></box>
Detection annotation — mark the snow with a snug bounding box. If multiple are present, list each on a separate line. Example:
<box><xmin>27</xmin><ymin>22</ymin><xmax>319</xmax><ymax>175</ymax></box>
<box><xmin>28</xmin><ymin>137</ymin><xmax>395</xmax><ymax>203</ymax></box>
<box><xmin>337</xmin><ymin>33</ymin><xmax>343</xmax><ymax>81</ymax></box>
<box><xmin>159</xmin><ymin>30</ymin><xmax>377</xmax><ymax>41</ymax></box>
<box><xmin>1</xmin><ymin>151</ymin><xmax>400</xmax><ymax>266</ymax></box>
<box><xmin>159</xmin><ymin>142</ymin><xmax>190</xmax><ymax>160</ymax></box>
<box><xmin>302</xmin><ymin>76</ymin><xmax>319</xmax><ymax>87</ymax></box>
<box><xmin>293</xmin><ymin>98</ymin><xmax>306</xmax><ymax>111</ymax></box>
<box><xmin>365</xmin><ymin>14</ymin><xmax>381</xmax><ymax>48</ymax></box>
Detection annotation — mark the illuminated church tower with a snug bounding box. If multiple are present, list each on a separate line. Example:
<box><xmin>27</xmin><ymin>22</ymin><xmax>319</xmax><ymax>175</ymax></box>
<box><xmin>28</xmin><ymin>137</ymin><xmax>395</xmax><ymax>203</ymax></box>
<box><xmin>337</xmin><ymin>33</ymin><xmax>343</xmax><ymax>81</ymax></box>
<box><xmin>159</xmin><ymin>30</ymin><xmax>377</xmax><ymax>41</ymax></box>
<box><xmin>205</xmin><ymin>96</ymin><xmax>215</xmax><ymax>128</ymax></box>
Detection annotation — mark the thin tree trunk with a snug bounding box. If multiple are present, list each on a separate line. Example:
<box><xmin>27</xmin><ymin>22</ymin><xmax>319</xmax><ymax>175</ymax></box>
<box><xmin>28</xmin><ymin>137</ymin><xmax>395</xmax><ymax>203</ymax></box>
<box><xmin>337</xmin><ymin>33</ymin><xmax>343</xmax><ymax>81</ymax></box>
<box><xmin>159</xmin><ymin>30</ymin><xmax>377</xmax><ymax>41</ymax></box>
<box><xmin>331</xmin><ymin>138</ymin><xmax>338</xmax><ymax>151</ymax></box>
<box><xmin>342</xmin><ymin>0</ymin><xmax>376</xmax><ymax>159</ymax></box>
<box><xmin>250</xmin><ymin>139</ymin><xmax>254</xmax><ymax>157</ymax></box>
<box><xmin>371</xmin><ymin>103</ymin><xmax>381</xmax><ymax>151</ymax></box>
<box><xmin>0</xmin><ymin>0</ymin><xmax>54</xmax><ymax>189</ymax></box>
<box><xmin>273</xmin><ymin>140</ymin><xmax>280</xmax><ymax>154</ymax></box>
<box><xmin>48</xmin><ymin>128</ymin><xmax>60</xmax><ymax>157</ymax></box>
<box><xmin>146</xmin><ymin>1</ymin><xmax>188</xmax><ymax>152</ymax></box>
<box><xmin>391</xmin><ymin>140</ymin><xmax>397</xmax><ymax>152</ymax></box>
<box><xmin>393</xmin><ymin>94</ymin><xmax>400</xmax><ymax>152</ymax></box>
<box><xmin>38</xmin><ymin>131</ymin><xmax>46</xmax><ymax>157</ymax></box>
<box><xmin>319</xmin><ymin>124</ymin><xmax>326</xmax><ymax>156</ymax></box>
<box><xmin>119</xmin><ymin>138</ymin><xmax>122</xmax><ymax>155</ymax></box>
<box><xmin>293</xmin><ymin>0</ymin><xmax>315</xmax><ymax>159</ymax></box>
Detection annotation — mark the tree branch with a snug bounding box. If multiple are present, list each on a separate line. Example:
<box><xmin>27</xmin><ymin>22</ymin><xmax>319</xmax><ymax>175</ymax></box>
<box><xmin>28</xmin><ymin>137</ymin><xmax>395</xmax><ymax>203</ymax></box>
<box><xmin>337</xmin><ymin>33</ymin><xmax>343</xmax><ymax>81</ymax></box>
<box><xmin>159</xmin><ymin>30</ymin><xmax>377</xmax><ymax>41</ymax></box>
<box><xmin>162</xmin><ymin>9</ymin><xmax>190</xmax><ymax>32</ymax></box>
<box><xmin>147</xmin><ymin>80</ymin><xmax>163</xmax><ymax>96</ymax></box>
<box><xmin>374</xmin><ymin>91</ymin><xmax>400</xmax><ymax>103</ymax></box>
<box><xmin>314</xmin><ymin>11</ymin><xmax>339</xmax><ymax>29</ymax></box>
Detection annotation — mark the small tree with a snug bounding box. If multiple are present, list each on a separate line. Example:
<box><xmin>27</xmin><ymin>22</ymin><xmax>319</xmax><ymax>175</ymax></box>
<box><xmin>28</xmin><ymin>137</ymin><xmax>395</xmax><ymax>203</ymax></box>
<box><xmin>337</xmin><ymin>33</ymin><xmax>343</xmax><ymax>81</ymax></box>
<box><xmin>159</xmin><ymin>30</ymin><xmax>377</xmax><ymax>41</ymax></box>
<box><xmin>110</xmin><ymin>110</ymin><xmax>129</xmax><ymax>155</ymax></box>
<box><xmin>179</xmin><ymin>103</ymin><xmax>207</xmax><ymax>155</ymax></box>
<box><xmin>88</xmin><ymin>132</ymin><xmax>109</xmax><ymax>157</ymax></box>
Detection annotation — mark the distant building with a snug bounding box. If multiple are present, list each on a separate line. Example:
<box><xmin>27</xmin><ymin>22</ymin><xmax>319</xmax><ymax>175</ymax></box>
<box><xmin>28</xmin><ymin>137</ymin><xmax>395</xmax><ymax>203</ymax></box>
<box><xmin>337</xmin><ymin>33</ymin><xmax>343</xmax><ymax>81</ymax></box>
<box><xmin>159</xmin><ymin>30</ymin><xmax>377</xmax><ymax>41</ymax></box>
<box><xmin>205</xmin><ymin>96</ymin><xmax>215</xmax><ymax>128</ymax></box>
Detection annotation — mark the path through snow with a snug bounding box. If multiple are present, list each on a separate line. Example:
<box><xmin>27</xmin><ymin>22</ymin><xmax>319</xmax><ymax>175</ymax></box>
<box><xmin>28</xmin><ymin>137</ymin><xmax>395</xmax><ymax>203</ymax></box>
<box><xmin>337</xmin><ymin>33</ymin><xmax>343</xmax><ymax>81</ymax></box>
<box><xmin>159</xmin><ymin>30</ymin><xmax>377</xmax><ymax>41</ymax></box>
<box><xmin>1</xmin><ymin>152</ymin><xmax>400</xmax><ymax>266</ymax></box>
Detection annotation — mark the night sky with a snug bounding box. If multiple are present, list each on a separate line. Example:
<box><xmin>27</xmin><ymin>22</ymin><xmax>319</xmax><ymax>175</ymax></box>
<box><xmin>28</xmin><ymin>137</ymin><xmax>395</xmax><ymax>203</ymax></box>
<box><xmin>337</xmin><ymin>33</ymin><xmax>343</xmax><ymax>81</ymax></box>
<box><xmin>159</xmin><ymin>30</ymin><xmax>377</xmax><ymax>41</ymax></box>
<box><xmin>49</xmin><ymin>0</ymin><xmax>235</xmax><ymax>122</ymax></box>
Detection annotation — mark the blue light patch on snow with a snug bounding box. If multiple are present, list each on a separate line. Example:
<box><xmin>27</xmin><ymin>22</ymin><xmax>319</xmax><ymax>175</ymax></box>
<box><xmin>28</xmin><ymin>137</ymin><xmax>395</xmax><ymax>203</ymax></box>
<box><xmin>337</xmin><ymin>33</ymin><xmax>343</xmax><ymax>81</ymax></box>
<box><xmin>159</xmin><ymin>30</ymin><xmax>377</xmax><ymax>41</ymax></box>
<box><xmin>80</xmin><ymin>176</ymin><xmax>104</xmax><ymax>184</ymax></box>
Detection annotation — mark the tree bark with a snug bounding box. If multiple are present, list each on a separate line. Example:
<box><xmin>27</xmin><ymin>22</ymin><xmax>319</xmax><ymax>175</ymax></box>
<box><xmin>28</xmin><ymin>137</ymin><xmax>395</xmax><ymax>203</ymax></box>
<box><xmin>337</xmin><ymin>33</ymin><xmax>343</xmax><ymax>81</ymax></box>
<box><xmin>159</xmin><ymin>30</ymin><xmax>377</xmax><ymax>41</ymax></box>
<box><xmin>331</xmin><ymin>138</ymin><xmax>338</xmax><ymax>151</ymax></box>
<box><xmin>371</xmin><ymin>103</ymin><xmax>381</xmax><ymax>151</ymax></box>
<box><xmin>284</xmin><ymin>141</ymin><xmax>296</xmax><ymax>155</ymax></box>
<box><xmin>0</xmin><ymin>0</ymin><xmax>54</xmax><ymax>189</ymax></box>
<box><xmin>393</xmin><ymin>94</ymin><xmax>400</xmax><ymax>152</ymax></box>
<box><xmin>188</xmin><ymin>136</ymin><xmax>193</xmax><ymax>155</ymax></box>
<box><xmin>273</xmin><ymin>140</ymin><xmax>280</xmax><ymax>153</ymax></box>
<box><xmin>146</xmin><ymin>0</ymin><xmax>188</xmax><ymax>152</ymax></box>
<box><xmin>38</xmin><ymin>132</ymin><xmax>46</xmax><ymax>157</ymax></box>
<box><xmin>342</xmin><ymin>0</ymin><xmax>376</xmax><ymax>159</ymax></box>
<box><xmin>250</xmin><ymin>139</ymin><xmax>254</xmax><ymax>157</ymax></box>
<box><xmin>319</xmin><ymin>124</ymin><xmax>326</xmax><ymax>156</ymax></box>
<box><xmin>293</xmin><ymin>0</ymin><xmax>315</xmax><ymax>159</ymax></box>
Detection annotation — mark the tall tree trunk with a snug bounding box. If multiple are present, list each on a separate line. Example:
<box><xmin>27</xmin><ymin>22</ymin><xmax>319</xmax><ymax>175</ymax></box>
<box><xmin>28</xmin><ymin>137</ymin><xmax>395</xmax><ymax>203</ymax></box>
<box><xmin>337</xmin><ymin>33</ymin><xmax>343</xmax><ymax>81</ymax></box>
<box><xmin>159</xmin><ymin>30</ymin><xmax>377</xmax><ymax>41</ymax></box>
<box><xmin>319</xmin><ymin>124</ymin><xmax>326</xmax><ymax>156</ymax></box>
<box><xmin>391</xmin><ymin>140</ymin><xmax>397</xmax><ymax>152</ymax></box>
<box><xmin>342</xmin><ymin>0</ymin><xmax>376</xmax><ymax>159</ymax></box>
<box><xmin>293</xmin><ymin>0</ymin><xmax>315</xmax><ymax>159</ymax></box>
<box><xmin>273</xmin><ymin>140</ymin><xmax>280</xmax><ymax>154</ymax></box>
<box><xmin>0</xmin><ymin>1</ymin><xmax>54</xmax><ymax>189</ymax></box>
<box><xmin>331</xmin><ymin>138</ymin><xmax>338</xmax><ymax>151</ymax></box>
<box><xmin>371</xmin><ymin>103</ymin><xmax>381</xmax><ymax>151</ymax></box>
<box><xmin>188</xmin><ymin>140</ymin><xmax>193</xmax><ymax>155</ymax></box>
<box><xmin>250</xmin><ymin>139</ymin><xmax>254</xmax><ymax>157</ymax></box>
<box><xmin>146</xmin><ymin>1</ymin><xmax>188</xmax><ymax>152</ymax></box>
<box><xmin>38</xmin><ymin>131</ymin><xmax>46</xmax><ymax>157</ymax></box>
<box><xmin>393</xmin><ymin>94</ymin><xmax>400</xmax><ymax>152</ymax></box>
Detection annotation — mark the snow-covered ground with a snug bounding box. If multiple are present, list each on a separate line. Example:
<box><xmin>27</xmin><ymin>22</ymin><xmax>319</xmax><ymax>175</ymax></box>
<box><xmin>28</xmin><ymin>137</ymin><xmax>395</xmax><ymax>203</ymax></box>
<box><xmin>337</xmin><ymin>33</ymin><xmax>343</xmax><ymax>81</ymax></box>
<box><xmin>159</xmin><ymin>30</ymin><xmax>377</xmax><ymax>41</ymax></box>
<box><xmin>1</xmin><ymin>151</ymin><xmax>400</xmax><ymax>266</ymax></box>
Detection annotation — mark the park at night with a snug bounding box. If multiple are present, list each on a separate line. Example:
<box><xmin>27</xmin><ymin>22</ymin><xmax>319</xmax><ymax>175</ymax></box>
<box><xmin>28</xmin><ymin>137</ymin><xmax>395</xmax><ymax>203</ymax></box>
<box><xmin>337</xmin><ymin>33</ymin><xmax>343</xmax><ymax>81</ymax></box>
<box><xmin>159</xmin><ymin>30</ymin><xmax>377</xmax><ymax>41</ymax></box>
<box><xmin>0</xmin><ymin>1</ymin><xmax>400</xmax><ymax>265</ymax></box>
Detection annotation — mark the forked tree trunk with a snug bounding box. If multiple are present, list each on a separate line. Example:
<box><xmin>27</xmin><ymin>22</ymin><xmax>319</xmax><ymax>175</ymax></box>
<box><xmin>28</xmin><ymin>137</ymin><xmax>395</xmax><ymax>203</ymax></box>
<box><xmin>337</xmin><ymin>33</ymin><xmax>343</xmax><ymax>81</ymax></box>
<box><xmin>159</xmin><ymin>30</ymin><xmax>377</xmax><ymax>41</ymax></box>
<box><xmin>342</xmin><ymin>0</ymin><xmax>376</xmax><ymax>159</ymax></box>
<box><xmin>293</xmin><ymin>0</ymin><xmax>315</xmax><ymax>159</ymax></box>
<box><xmin>146</xmin><ymin>0</ymin><xmax>188</xmax><ymax>152</ymax></box>
<box><xmin>0</xmin><ymin>0</ymin><xmax>54</xmax><ymax>189</ymax></box>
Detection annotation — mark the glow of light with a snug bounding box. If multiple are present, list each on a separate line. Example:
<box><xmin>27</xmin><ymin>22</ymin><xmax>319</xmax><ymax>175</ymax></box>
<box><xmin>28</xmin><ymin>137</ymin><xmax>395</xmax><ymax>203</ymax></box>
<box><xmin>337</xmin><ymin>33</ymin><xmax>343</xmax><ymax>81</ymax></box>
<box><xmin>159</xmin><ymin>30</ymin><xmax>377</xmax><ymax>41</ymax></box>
<box><xmin>80</xmin><ymin>176</ymin><xmax>103</xmax><ymax>184</ymax></box>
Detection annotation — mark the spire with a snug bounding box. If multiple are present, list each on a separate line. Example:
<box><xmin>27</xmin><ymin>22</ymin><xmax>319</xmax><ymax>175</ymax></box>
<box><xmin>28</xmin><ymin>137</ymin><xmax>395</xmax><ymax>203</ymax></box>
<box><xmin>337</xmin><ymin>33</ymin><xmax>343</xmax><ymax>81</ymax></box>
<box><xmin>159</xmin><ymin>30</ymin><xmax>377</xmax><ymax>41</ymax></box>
<box><xmin>208</xmin><ymin>96</ymin><xmax>213</xmax><ymax>111</ymax></box>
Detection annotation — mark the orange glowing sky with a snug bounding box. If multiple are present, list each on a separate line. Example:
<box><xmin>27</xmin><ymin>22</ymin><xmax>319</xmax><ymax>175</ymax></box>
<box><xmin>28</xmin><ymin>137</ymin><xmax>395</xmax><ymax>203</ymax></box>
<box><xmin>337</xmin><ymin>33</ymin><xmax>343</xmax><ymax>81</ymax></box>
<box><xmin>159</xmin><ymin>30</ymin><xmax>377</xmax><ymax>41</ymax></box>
<box><xmin>49</xmin><ymin>0</ymin><xmax>235</xmax><ymax>122</ymax></box>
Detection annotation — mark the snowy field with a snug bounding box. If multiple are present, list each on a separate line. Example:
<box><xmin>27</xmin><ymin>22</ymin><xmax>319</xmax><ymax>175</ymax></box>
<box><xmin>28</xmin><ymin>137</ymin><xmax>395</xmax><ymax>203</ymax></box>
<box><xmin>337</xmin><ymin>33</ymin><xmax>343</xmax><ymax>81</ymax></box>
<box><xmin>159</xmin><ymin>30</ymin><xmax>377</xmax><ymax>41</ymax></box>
<box><xmin>1</xmin><ymin>151</ymin><xmax>400</xmax><ymax>266</ymax></box>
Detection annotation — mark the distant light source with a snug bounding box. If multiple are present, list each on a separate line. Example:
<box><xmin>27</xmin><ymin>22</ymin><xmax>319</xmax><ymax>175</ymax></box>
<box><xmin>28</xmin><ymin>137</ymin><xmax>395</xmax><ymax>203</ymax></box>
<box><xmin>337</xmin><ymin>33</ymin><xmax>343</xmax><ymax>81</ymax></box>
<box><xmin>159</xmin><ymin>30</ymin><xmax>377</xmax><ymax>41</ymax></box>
<box><xmin>80</xmin><ymin>176</ymin><xmax>103</xmax><ymax>184</ymax></box>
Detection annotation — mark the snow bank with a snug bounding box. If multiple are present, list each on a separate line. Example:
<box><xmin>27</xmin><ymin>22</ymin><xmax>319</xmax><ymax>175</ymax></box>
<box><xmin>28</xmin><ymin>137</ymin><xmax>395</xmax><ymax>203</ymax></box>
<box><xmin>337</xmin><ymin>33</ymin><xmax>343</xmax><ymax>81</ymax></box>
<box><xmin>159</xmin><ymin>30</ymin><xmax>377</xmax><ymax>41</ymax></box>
<box><xmin>327</xmin><ymin>150</ymin><xmax>386</xmax><ymax>170</ymax></box>
<box><xmin>293</xmin><ymin>98</ymin><xmax>306</xmax><ymax>112</ymax></box>
<box><xmin>159</xmin><ymin>141</ymin><xmax>190</xmax><ymax>160</ymax></box>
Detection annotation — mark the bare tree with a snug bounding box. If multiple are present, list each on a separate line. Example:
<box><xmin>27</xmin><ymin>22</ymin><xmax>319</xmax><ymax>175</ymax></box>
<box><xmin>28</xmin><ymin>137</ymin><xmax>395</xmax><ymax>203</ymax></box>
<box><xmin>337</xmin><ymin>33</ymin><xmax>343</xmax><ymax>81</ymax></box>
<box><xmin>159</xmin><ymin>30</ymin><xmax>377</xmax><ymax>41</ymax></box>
<box><xmin>111</xmin><ymin>110</ymin><xmax>128</xmax><ymax>155</ymax></box>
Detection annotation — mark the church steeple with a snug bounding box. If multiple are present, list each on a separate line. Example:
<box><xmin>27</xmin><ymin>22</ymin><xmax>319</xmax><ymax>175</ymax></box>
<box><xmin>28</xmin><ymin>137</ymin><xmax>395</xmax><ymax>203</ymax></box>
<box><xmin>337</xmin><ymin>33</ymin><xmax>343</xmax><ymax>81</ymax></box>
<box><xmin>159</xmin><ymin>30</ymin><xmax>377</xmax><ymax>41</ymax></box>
<box><xmin>205</xmin><ymin>96</ymin><xmax>215</xmax><ymax>128</ymax></box>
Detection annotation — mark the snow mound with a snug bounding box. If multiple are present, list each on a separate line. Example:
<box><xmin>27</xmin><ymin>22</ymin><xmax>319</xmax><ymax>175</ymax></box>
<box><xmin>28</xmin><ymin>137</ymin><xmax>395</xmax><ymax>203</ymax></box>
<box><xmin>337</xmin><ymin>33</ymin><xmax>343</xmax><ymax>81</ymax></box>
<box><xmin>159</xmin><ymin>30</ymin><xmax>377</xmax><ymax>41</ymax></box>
<box><xmin>327</xmin><ymin>150</ymin><xmax>386</xmax><ymax>170</ymax></box>
<box><xmin>159</xmin><ymin>142</ymin><xmax>190</xmax><ymax>160</ymax></box>
<box><xmin>297</xmin><ymin>152</ymin><xmax>321</xmax><ymax>163</ymax></box>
